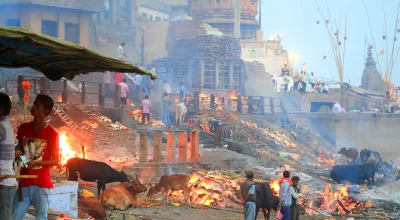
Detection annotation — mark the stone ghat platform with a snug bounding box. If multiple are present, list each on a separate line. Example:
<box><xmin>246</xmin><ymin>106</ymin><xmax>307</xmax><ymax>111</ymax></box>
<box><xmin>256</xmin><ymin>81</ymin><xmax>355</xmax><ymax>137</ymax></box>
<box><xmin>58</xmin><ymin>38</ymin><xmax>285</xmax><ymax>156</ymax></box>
<box><xmin>126</xmin><ymin>162</ymin><xmax>195</xmax><ymax>184</ymax></box>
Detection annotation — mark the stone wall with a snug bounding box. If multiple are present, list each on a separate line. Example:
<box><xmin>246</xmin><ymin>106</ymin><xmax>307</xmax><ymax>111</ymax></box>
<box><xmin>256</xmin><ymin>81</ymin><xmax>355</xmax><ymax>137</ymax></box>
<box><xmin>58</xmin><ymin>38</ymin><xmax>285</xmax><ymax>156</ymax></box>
<box><xmin>243</xmin><ymin>61</ymin><xmax>276</xmax><ymax>97</ymax></box>
<box><xmin>296</xmin><ymin>112</ymin><xmax>400</xmax><ymax>163</ymax></box>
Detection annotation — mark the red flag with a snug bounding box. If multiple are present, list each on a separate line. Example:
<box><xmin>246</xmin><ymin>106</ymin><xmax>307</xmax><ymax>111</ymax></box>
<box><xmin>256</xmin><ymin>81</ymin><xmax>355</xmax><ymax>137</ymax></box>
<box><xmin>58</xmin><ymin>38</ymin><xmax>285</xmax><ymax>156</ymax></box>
<box><xmin>379</xmin><ymin>49</ymin><xmax>384</xmax><ymax>56</ymax></box>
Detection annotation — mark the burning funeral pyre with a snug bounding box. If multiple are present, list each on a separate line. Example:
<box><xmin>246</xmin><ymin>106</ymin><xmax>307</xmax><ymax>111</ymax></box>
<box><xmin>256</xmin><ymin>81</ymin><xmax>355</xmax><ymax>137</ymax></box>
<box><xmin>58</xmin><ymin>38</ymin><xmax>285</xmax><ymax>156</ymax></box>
<box><xmin>146</xmin><ymin>170</ymin><xmax>381</xmax><ymax>217</ymax></box>
<box><xmin>129</xmin><ymin>109</ymin><xmax>165</xmax><ymax>127</ymax></box>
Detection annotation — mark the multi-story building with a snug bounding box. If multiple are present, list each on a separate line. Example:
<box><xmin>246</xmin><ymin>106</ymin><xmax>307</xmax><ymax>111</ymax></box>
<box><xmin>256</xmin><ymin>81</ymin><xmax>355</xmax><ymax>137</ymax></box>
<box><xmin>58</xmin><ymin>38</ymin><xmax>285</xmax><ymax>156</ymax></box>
<box><xmin>189</xmin><ymin>0</ymin><xmax>259</xmax><ymax>40</ymax></box>
<box><xmin>0</xmin><ymin>0</ymin><xmax>103</xmax><ymax>47</ymax></box>
<box><xmin>137</xmin><ymin>0</ymin><xmax>171</xmax><ymax>22</ymax></box>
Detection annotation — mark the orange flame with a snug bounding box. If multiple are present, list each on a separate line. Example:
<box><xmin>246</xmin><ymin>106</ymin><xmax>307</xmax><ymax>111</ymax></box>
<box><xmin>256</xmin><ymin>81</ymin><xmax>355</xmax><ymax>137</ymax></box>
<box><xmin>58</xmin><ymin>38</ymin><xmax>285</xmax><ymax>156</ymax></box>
<box><xmin>229</xmin><ymin>90</ymin><xmax>238</xmax><ymax>99</ymax></box>
<box><xmin>199</xmin><ymin>92</ymin><xmax>207</xmax><ymax>98</ymax></box>
<box><xmin>57</xmin><ymin>96</ymin><xmax>62</xmax><ymax>103</ymax></box>
<box><xmin>59</xmin><ymin>132</ymin><xmax>84</xmax><ymax>165</ymax></box>
<box><xmin>270</xmin><ymin>180</ymin><xmax>280</xmax><ymax>196</ymax></box>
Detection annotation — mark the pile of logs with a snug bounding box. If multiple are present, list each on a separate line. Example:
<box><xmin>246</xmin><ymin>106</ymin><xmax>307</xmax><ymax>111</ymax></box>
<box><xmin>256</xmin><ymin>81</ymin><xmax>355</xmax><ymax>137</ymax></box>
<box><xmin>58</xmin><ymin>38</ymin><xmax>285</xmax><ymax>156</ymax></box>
<box><xmin>173</xmin><ymin>36</ymin><xmax>241</xmax><ymax>60</ymax></box>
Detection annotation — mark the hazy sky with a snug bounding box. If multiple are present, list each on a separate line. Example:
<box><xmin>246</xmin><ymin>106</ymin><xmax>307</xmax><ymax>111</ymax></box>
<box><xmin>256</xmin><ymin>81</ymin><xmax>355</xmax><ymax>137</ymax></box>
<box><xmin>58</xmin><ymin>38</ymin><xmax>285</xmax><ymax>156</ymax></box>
<box><xmin>261</xmin><ymin>0</ymin><xmax>400</xmax><ymax>86</ymax></box>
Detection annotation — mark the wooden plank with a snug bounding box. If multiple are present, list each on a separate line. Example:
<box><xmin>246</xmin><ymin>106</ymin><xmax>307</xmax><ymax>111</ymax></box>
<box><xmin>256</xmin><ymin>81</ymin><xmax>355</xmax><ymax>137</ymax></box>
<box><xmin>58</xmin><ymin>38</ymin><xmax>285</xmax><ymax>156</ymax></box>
<box><xmin>191</xmin><ymin>130</ymin><xmax>199</xmax><ymax>162</ymax></box>
<box><xmin>139</xmin><ymin>131</ymin><xmax>148</xmax><ymax>163</ymax></box>
<box><xmin>152</xmin><ymin>130</ymin><xmax>163</xmax><ymax>162</ymax></box>
<box><xmin>166</xmin><ymin>131</ymin><xmax>175</xmax><ymax>162</ymax></box>
<box><xmin>178</xmin><ymin>131</ymin><xmax>187</xmax><ymax>162</ymax></box>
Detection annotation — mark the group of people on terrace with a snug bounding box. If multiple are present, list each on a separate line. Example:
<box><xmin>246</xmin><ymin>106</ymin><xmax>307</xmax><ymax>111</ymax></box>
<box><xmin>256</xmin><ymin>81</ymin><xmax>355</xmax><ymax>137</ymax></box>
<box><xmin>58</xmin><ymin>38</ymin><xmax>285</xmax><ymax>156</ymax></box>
<box><xmin>272</xmin><ymin>64</ymin><xmax>329</xmax><ymax>94</ymax></box>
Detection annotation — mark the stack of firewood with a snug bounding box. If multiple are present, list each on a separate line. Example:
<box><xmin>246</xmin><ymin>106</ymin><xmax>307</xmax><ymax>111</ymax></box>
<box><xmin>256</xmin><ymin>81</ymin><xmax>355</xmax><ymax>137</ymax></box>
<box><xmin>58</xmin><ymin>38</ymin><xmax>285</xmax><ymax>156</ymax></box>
<box><xmin>173</xmin><ymin>35</ymin><xmax>241</xmax><ymax>60</ymax></box>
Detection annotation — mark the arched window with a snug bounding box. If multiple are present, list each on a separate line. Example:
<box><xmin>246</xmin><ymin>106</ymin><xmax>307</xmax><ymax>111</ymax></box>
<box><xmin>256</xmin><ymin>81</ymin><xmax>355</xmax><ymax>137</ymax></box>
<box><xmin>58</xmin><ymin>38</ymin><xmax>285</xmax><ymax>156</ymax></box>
<box><xmin>251</xmin><ymin>49</ymin><xmax>256</xmax><ymax>58</ymax></box>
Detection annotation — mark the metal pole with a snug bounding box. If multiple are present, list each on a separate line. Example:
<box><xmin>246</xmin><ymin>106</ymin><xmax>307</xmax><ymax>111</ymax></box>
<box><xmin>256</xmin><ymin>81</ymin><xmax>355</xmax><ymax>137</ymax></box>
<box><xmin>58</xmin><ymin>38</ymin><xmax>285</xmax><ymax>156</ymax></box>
<box><xmin>234</xmin><ymin>0</ymin><xmax>241</xmax><ymax>38</ymax></box>
<box><xmin>259</xmin><ymin>0</ymin><xmax>262</xmax><ymax>29</ymax></box>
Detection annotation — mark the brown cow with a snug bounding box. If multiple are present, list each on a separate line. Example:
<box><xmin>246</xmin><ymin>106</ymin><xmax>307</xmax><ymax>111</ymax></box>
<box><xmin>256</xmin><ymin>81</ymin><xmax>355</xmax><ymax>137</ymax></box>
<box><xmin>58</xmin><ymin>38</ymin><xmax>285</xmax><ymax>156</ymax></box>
<box><xmin>78</xmin><ymin>199</ymin><xmax>107</xmax><ymax>219</ymax></box>
<box><xmin>99</xmin><ymin>177</ymin><xmax>147</xmax><ymax>211</ymax></box>
<box><xmin>147</xmin><ymin>174</ymin><xmax>191</xmax><ymax>204</ymax></box>
<box><xmin>338</xmin><ymin>147</ymin><xmax>359</xmax><ymax>165</ymax></box>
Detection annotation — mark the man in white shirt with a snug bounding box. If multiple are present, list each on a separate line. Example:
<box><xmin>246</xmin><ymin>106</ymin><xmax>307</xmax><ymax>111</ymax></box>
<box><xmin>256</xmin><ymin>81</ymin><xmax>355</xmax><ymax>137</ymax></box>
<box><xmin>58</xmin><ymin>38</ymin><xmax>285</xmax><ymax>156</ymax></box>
<box><xmin>0</xmin><ymin>93</ymin><xmax>17</xmax><ymax>220</ymax></box>
<box><xmin>322</xmin><ymin>83</ymin><xmax>329</xmax><ymax>94</ymax></box>
<box><xmin>131</xmin><ymin>74</ymin><xmax>142</xmax><ymax>101</ymax></box>
<box><xmin>163</xmin><ymin>80</ymin><xmax>171</xmax><ymax>94</ymax></box>
<box><xmin>117</xmin><ymin>42</ymin><xmax>127</xmax><ymax>60</ymax></box>
<box><xmin>118</xmin><ymin>78</ymin><xmax>129</xmax><ymax>108</ymax></box>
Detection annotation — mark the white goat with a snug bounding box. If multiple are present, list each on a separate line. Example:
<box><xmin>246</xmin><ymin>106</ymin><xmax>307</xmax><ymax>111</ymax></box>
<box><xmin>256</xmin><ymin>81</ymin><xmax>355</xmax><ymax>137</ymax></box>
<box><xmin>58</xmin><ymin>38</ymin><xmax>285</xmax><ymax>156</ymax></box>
<box><xmin>175</xmin><ymin>103</ymin><xmax>187</xmax><ymax>127</ymax></box>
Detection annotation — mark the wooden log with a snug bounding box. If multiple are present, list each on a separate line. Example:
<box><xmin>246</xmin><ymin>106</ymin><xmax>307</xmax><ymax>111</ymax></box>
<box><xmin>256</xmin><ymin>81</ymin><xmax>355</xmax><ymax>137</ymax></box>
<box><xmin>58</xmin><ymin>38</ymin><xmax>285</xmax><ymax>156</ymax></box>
<box><xmin>81</xmin><ymin>146</ymin><xmax>86</xmax><ymax>159</ymax></box>
<box><xmin>114</xmin><ymin>84</ymin><xmax>121</xmax><ymax>107</ymax></box>
<box><xmin>0</xmin><ymin>175</ymin><xmax>38</xmax><ymax>179</ymax></box>
<box><xmin>191</xmin><ymin>130</ymin><xmax>199</xmax><ymax>162</ymax></box>
<box><xmin>166</xmin><ymin>131</ymin><xmax>175</xmax><ymax>162</ymax></box>
<box><xmin>152</xmin><ymin>130</ymin><xmax>162</xmax><ymax>162</ymax></box>
<box><xmin>99</xmin><ymin>83</ymin><xmax>105</xmax><ymax>107</ymax></box>
<box><xmin>17</xmin><ymin>75</ymin><xmax>24</xmax><ymax>103</ymax></box>
<box><xmin>139</xmin><ymin>131</ymin><xmax>148</xmax><ymax>163</ymax></box>
<box><xmin>337</xmin><ymin>199</ymin><xmax>351</xmax><ymax>214</ymax></box>
<box><xmin>178</xmin><ymin>132</ymin><xmax>187</xmax><ymax>162</ymax></box>
<box><xmin>39</xmin><ymin>77</ymin><xmax>48</xmax><ymax>95</ymax></box>
<box><xmin>62</xmin><ymin>79</ymin><xmax>68</xmax><ymax>103</ymax></box>
<box><xmin>81</xmin><ymin>81</ymin><xmax>86</xmax><ymax>105</ymax></box>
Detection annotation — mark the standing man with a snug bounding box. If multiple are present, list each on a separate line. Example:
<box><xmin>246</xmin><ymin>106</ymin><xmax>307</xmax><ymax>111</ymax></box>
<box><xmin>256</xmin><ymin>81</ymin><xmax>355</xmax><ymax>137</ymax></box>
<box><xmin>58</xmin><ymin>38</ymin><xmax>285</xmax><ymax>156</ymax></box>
<box><xmin>0</xmin><ymin>93</ymin><xmax>17</xmax><ymax>220</ymax></box>
<box><xmin>119</xmin><ymin>78</ymin><xmax>129</xmax><ymax>109</ymax></box>
<box><xmin>310</xmin><ymin>72</ymin><xmax>315</xmax><ymax>89</ymax></box>
<box><xmin>279</xmin><ymin>171</ymin><xmax>292</xmax><ymax>220</ymax></box>
<box><xmin>117</xmin><ymin>42</ymin><xmax>127</xmax><ymax>60</ymax></box>
<box><xmin>140</xmin><ymin>95</ymin><xmax>151</xmax><ymax>124</ymax></box>
<box><xmin>290</xmin><ymin>176</ymin><xmax>302</xmax><ymax>220</ymax></box>
<box><xmin>281</xmin><ymin>64</ymin><xmax>289</xmax><ymax>76</ymax></box>
<box><xmin>13</xmin><ymin>94</ymin><xmax>59</xmax><ymax>220</ymax></box>
<box><xmin>163</xmin><ymin>80</ymin><xmax>171</xmax><ymax>95</ymax></box>
<box><xmin>131</xmin><ymin>74</ymin><xmax>142</xmax><ymax>101</ymax></box>
<box><xmin>240</xmin><ymin>171</ymin><xmax>256</xmax><ymax>220</ymax></box>
<box><xmin>179</xmin><ymin>82</ymin><xmax>185</xmax><ymax>103</ymax></box>
<box><xmin>283</xmin><ymin>75</ymin><xmax>290</xmax><ymax>92</ymax></box>
<box><xmin>322</xmin><ymin>83</ymin><xmax>329</xmax><ymax>94</ymax></box>
<box><xmin>386</xmin><ymin>91</ymin><xmax>392</xmax><ymax>113</ymax></box>
<box><xmin>162</xmin><ymin>92</ymin><xmax>171</xmax><ymax>126</ymax></box>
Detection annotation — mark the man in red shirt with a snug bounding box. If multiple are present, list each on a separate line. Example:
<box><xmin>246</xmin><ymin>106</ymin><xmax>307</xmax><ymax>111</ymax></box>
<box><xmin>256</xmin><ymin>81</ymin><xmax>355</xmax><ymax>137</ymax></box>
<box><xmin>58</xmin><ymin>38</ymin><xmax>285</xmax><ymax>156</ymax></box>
<box><xmin>12</xmin><ymin>95</ymin><xmax>59</xmax><ymax>220</ymax></box>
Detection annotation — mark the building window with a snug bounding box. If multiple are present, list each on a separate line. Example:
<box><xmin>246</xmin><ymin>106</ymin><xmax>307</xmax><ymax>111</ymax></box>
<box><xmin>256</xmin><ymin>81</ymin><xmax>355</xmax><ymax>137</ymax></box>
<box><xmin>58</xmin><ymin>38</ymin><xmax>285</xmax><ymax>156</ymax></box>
<box><xmin>149</xmin><ymin>15</ymin><xmax>153</xmax><ymax>21</ymax></box>
<box><xmin>65</xmin><ymin>23</ymin><xmax>80</xmax><ymax>44</ymax></box>
<box><xmin>5</xmin><ymin>19</ymin><xmax>20</xmax><ymax>27</ymax></box>
<box><xmin>155</xmin><ymin>16</ymin><xmax>161</xmax><ymax>21</ymax></box>
<box><xmin>233</xmin><ymin>63</ymin><xmax>241</xmax><ymax>91</ymax></box>
<box><xmin>42</xmin><ymin>20</ymin><xmax>58</xmax><ymax>38</ymax></box>
<box><xmin>218</xmin><ymin>63</ymin><xmax>230</xmax><ymax>90</ymax></box>
<box><xmin>204</xmin><ymin>59</ymin><xmax>216</xmax><ymax>89</ymax></box>
<box><xmin>140</xmin><ymin>12</ymin><xmax>148</xmax><ymax>21</ymax></box>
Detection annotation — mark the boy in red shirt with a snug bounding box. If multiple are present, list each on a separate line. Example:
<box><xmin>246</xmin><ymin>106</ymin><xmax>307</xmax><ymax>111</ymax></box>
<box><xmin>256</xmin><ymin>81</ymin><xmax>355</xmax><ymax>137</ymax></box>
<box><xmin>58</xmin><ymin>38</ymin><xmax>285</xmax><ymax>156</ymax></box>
<box><xmin>12</xmin><ymin>95</ymin><xmax>59</xmax><ymax>220</ymax></box>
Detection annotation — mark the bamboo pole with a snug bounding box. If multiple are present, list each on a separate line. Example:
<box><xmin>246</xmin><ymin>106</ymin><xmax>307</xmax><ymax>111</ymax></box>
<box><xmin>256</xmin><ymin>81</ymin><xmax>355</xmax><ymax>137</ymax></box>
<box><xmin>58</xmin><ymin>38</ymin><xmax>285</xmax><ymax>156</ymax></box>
<box><xmin>382</xmin><ymin>0</ymin><xmax>389</xmax><ymax>77</ymax></box>
<box><xmin>0</xmin><ymin>175</ymin><xmax>38</xmax><ymax>179</ymax></box>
